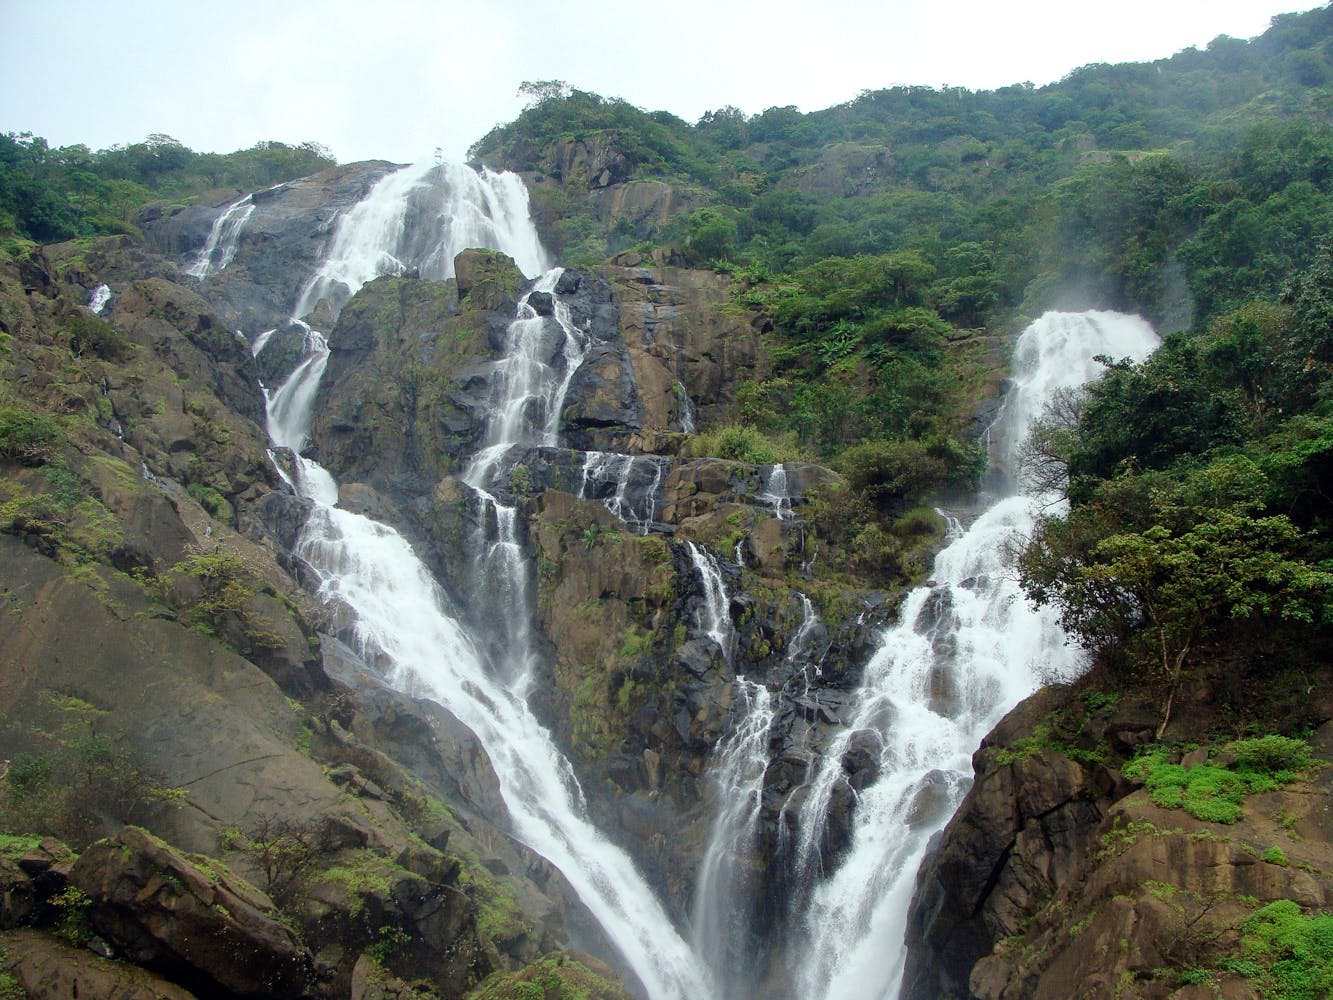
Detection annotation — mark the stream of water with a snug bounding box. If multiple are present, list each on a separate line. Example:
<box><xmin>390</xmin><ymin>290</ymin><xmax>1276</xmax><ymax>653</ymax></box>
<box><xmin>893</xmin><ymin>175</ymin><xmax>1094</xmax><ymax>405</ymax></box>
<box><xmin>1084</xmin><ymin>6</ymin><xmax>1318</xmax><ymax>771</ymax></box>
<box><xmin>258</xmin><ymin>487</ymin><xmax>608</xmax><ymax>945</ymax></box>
<box><xmin>194</xmin><ymin>159</ymin><xmax>1161</xmax><ymax>999</ymax></box>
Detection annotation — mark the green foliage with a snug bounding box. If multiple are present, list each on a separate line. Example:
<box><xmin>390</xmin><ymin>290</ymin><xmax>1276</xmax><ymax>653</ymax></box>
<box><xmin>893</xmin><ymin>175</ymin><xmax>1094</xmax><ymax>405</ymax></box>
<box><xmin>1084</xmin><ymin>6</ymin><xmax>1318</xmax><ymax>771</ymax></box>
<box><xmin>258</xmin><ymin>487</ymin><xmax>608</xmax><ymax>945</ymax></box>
<box><xmin>1229</xmin><ymin>735</ymin><xmax>1314</xmax><ymax>773</ymax></box>
<box><xmin>1237</xmin><ymin>900</ymin><xmax>1333</xmax><ymax>1000</ymax></box>
<box><xmin>164</xmin><ymin>546</ymin><xmax>260</xmax><ymax>639</ymax></box>
<box><xmin>51</xmin><ymin>885</ymin><xmax>92</xmax><ymax>945</ymax></box>
<box><xmin>457</xmin><ymin>858</ymin><xmax>532</xmax><ymax>949</ymax></box>
<box><xmin>64</xmin><ymin>313</ymin><xmax>130</xmax><ymax>360</ymax></box>
<box><xmin>1261</xmin><ymin>846</ymin><xmax>1289</xmax><ymax>867</ymax></box>
<box><xmin>0</xmin><ymin>408</ymin><xmax>63</xmax><ymax>464</ymax></box>
<box><xmin>186</xmin><ymin>482</ymin><xmax>234</xmax><ymax>523</ymax></box>
<box><xmin>1</xmin><ymin>131</ymin><xmax>335</xmax><ymax>242</ymax></box>
<box><xmin>366</xmin><ymin>924</ymin><xmax>411</xmax><ymax>964</ymax></box>
<box><xmin>0</xmin><ymin>694</ymin><xmax>178</xmax><ymax>847</ymax></box>
<box><xmin>0</xmin><ymin>833</ymin><xmax>41</xmax><ymax>859</ymax></box>
<box><xmin>466</xmin><ymin>952</ymin><xmax>634</xmax><ymax>1000</ymax></box>
<box><xmin>1122</xmin><ymin>739</ymin><xmax>1313</xmax><ymax>824</ymax></box>
<box><xmin>689</xmin><ymin>423</ymin><xmax>781</xmax><ymax>464</ymax></box>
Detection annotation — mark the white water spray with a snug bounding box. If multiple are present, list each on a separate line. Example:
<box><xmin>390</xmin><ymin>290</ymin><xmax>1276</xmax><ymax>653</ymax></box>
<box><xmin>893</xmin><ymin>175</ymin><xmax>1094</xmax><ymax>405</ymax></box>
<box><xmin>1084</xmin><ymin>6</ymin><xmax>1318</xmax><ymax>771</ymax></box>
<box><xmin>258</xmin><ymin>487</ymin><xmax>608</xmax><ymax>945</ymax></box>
<box><xmin>760</xmin><ymin>463</ymin><xmax>795</xmax><ymax>522</ymax></box>
<box><xmin>464</xmin><ymin>269</ymin><xmax>588</xmax><ymax>489</ymax></box>
<box><xmin>578</xmin><ymin>452</ymin><xmax>669</xmax><ymax>535</ymax></box>
<box><xmin>792</xmin><ymin>311</ymin><xmax>1159</xmax><ymax>1000</ymax></box>
<box><xmin>261</xmin><ymin>163</ymin><xmax>711</xmax><ymax>999</ymax></box>
<box><xmin>693</xmin><ymin>678</ymin><xmax>776</xmax><ymax>990</ymax></box>
<box><xmin>87</xmin><ymin>283</ymin><xmax>112</xmax><ymax>314</ymax></box>
<box><xmin>686</xmin><ymin>541</ymin><xmax>735</xmax><ymax>664</ymax></box>
<box><xmin>294</xmin><ymin>161</ymin><xmax>548</xmax><ymax>321</ymax></box>
<box><xmin>187</xmin><ymin>194</ymin><xmax>255</xmax><ymax>279</ymax></box>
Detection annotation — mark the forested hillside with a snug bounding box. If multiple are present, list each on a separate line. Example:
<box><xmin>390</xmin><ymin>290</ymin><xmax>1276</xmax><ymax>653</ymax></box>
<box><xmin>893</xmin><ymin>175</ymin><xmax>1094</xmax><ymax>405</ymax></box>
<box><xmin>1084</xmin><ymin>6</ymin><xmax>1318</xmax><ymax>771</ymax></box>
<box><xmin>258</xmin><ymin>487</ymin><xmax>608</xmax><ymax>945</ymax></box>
<box><xmin>2</xmin><ymin>5</ymin><xmax>1332</xmax><ymax>1000</ymax></box>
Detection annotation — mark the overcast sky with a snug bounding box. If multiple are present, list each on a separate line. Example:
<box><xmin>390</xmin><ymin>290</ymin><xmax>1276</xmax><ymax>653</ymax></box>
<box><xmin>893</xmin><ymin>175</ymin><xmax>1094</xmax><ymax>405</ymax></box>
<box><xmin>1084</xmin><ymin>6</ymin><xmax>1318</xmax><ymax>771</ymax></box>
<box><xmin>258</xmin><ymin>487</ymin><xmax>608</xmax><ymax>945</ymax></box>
<box><xmin>0</xmin><ymin>0</ymin><xmax>1321</xmax><ymax>165</ymax></box>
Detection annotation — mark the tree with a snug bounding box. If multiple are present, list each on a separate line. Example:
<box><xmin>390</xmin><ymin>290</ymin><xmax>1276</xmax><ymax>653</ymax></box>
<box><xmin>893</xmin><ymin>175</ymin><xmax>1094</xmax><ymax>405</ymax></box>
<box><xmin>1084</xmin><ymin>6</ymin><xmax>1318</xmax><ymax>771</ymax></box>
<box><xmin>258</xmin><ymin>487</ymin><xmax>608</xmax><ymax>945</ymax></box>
<box><xmin>1022</xmin><ymin>495</ymin><xmax>1333</xmax><ymax>737</ymax></box>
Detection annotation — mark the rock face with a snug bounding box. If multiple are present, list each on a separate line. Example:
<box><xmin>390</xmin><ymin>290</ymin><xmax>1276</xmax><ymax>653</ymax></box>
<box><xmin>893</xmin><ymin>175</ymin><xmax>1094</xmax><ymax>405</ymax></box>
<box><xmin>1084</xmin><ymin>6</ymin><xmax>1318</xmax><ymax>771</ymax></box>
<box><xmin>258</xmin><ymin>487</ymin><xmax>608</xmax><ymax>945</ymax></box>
<box><xmin>70</xmin><ymin>827</ymin><xmax>315</xmax><ymax>998</ymax></box>
<box><xmin>902</xmin><ymin>686</ymin><xmax>1333</xmax><ymax>1000</ymax></box>
<box><xmin>142</xmin><ymin>161</ymin><xmax>400</xmax><ymax>335</ymax></box>
<box><xmin>0</xmin><ymin>245</ymin><xmax>602</xmax><ymax>996</ymax></box>
<box><xmin>1</xmin><ymin>927</ymin><xmax>199</xmax><ymax>1000</ymax></box>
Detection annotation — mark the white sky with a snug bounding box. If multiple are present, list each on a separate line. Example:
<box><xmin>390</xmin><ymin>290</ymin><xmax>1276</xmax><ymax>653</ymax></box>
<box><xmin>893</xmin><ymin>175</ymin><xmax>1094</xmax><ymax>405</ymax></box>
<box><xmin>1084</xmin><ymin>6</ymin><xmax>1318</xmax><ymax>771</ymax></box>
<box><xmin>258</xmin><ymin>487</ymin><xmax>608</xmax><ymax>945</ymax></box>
<box><xmin>0</xmin><ymin>0</ymin><xmax>1322</xmax><ymax>165</ymax></box>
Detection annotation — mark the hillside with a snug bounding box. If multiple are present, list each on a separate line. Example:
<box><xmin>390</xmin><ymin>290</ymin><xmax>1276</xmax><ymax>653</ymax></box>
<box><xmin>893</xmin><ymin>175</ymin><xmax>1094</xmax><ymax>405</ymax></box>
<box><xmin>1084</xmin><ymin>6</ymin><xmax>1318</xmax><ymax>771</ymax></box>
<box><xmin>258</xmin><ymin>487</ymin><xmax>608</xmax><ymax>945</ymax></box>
<box><xmin>1</xmin><ymin>7</ymin><xmax>1332</xmax><ymax>1000</ymax></box>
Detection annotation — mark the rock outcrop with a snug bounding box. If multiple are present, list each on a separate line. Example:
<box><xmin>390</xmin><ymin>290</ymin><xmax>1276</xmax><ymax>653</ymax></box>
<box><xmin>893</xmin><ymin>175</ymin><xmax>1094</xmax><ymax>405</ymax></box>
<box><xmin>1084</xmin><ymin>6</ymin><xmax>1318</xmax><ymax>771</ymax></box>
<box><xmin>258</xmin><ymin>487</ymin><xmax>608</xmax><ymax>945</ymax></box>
<box><xmin>70</xmin><ymin>827</ymin><xmax>315</xmax><ymax>998</ymax></box>
<box><xmin>903</xmin><ymin>685</ymin><xmax>1333</xmax><ymax>1000</ymax></box>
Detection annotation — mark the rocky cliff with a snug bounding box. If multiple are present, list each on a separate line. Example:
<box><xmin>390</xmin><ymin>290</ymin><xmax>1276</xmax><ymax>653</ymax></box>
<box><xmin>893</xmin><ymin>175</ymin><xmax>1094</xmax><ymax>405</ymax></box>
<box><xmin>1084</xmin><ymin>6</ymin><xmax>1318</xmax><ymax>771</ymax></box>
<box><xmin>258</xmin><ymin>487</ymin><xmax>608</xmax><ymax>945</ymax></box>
<box><xmin>5</xmin><ymin>151</ymin><xmax>1329</xmax><ymax>1000</ymax></box>
<box><xmin>0</xmin><ymin>237</ymin><xmax>631</xmax><ymax>998</ymax></box>
<box><xmin>903</xmin><ymin>676</ymin><xmax>1333</xmax><ymax>1000</ymax></box>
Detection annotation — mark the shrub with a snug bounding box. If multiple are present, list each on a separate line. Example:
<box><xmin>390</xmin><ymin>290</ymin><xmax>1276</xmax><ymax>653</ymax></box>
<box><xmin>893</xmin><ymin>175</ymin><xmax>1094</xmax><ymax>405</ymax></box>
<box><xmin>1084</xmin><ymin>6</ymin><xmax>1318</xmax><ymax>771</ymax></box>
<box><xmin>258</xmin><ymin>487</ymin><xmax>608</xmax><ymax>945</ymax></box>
<box><xmin>1124</xmin><ymin>738</ymin><xmax>1314</xmax><ymax>825</ymax></box>
<box><xmin>1239</xmin><ymin>900</ymin><xmax>1333</xmax><ymax>999</ymax></box>
<box><xmin>1229</xmin><ymin>735</ymin><xmax>1314</xmax><ymax>774</ymax></box>
<box><xmin>691</xmin><ymin>423</ymin><xmax>778</xmax><ymax>464</ymax></box>
<box><xmin>0</xmin><ymin>407</ymin><xmax>63</xmax><ymax>464</ymax></box>
<box><xmin>65</xmin><ymin>313</ymin><xmax>131</xmax><ymax>360</ymax></box>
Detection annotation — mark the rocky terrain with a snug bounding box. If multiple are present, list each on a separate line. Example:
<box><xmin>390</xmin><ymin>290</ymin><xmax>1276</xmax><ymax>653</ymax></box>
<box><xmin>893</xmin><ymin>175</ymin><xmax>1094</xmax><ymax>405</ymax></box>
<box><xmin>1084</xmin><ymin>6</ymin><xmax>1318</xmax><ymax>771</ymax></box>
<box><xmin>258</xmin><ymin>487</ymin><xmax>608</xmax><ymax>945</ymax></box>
<box><xmin>3</xmin><ymin>80</ymin><xmax>1331</xmax><ymax>997</ymax></box>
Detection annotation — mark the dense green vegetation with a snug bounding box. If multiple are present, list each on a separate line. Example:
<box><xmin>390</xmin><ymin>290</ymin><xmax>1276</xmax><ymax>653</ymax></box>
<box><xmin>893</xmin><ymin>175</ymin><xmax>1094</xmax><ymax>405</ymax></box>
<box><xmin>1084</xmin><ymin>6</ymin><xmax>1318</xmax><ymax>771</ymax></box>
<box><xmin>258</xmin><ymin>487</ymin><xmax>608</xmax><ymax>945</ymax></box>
<box><xmin>468</xmin><ymin>5</ymin><xmax>1333</xmax><ymax>503</ymax></box>
<box><xmin>1017</xmin><ymin>238</ymin><xmax>1333</xmax><ymax>735</ymax></box>
<box><xmin>0</xmin><ymin>132</ymin><xmax>335</xmax><ymax>243</ymax></box>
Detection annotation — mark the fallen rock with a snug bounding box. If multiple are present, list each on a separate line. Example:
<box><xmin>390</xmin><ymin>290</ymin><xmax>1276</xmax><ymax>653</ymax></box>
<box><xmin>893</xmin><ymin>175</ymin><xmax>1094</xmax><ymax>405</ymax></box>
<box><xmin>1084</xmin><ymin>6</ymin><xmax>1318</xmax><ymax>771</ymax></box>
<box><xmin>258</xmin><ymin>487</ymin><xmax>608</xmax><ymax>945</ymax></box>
<box><xmin>69</xmin><ymin>826</ymin><xmax>314</xmax><ymax>999</ymax></box>
<box><xmin>1</xmin><ymin>927</ymin><xmax>199</xmax><ymax>1000</ymax></box>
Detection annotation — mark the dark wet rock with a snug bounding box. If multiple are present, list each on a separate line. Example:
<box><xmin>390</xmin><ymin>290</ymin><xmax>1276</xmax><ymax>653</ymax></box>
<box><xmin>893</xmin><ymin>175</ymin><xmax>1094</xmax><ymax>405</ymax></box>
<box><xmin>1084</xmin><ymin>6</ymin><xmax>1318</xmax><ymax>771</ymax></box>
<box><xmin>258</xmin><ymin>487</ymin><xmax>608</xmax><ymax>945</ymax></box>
<box><xmin>70</xmin><ymin>826</ymin><xmax>315</xmax><ymax>999</ymax></box>
<box><xmin>0</xmin><ymin>928</ymin><xmax>199</xmax><ymax>1000</ymax></box>
<box><xmin>528</xmin><ymin>289</ymin><xmax>555</xmax><ymax>316</ymax></box>
<box><xmin>141</xmin><ymin>161</ymin><xmax>400</xmax><ymax>336</ymax></box>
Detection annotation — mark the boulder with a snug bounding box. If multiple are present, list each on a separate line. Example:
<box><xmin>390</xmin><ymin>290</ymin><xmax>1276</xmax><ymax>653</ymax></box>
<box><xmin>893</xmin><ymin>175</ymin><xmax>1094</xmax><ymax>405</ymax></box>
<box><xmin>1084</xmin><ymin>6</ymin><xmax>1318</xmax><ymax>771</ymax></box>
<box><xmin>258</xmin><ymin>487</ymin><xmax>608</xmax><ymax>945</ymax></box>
<box><xmin>1</xmin><ymin>927</ymin><xmax>199</xmax><ymax>1000</ymax></box>
<box><xmin>69</xmin><ymin>826</ymin><xmax>314</xmax><ymax>998</ymax></box>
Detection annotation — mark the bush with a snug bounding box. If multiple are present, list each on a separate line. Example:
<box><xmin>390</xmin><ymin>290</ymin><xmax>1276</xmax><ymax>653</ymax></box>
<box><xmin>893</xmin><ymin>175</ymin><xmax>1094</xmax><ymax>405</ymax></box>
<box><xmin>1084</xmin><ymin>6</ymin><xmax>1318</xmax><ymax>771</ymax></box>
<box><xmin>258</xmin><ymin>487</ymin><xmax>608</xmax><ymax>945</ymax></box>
<box><xmin>64</xmin><ymin>313</ymin><xmax>131</xmax><ymax>360</ymax></box>
<box><xmin>1124</xmin><ymin>739</ymin><xmax>1313</xmax><ymax>825</ymax></box>
<box><xmin>0</xmin><ymin>407</ymin><xmax>62</xmax><ymax>464</ymax></box>
<box><xmin>690</xmin><ymin>423</ymin><xmax>779</xmax><ymax>464</ymax></box>
<box><xmin>1229</xmin><ymin>735</ymin><xmax>1314</xmax><ymax>774</ymax></box>
<box><xmin>1240</xmin><ymin>900</ymin><xmax>1333</xmax><ymax>999</ymax></box>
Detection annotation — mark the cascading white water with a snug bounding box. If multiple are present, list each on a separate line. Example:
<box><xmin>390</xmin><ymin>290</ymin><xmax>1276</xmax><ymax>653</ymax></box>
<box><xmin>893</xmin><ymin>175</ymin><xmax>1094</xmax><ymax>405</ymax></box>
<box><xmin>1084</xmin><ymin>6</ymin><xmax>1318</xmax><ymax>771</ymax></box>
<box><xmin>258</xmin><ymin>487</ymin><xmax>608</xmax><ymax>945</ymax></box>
<box><xmin>265</xmin><ymin>323</ymin><xmax>329</xmax><ymax>454</ymax></box>
<box><xmin>578</xmin><ymin>452</ymin><xmax>669</xmax><ymax>535</ymax></box>
<box><xmin>261</xmin><ymin>162</ymin><xmax>712</xmax><ymax>1000</ymax></box>
<box><xmin>677</xmin><ymin>381</ymin><xmax>697</xmax><ymax>435</ymax></box>
<box><xmin>294</xmin><ymin>161</ymin><xmax>549</xmax><ymax>321</ymax></box>
<box><xmin>294</xmin><ymin>498</ymin><xmax>710</xmax><ymax>998</ymax></box>
<box><xmin>187</xmin><ymin>194</ymin><xmax>255</xmax><ymax>279</ymax></box>
<box><xmin>786</xmin><ymin>593</ymin><xmax>823</xmax><ymax>666</ymax></box>
<box><xmin>761</xmin><ymin>464</ymin><xmax>794</xmax><ymax>521</ymax></box>
<box><xmin>249</xmin><ymin>328</ymin><xmax>278</xmax><ymax>358</ymax></box>
<box><xmin>692</xmin><ymin>677</ymin><xmax>776</xmax><ymax>990</ymax></box>
<box><xmin>87</xmin><ymin>283</ymin><xmax>112</xmax><ymax>314</ymax></box>
<box><xmin>464</xmin><ymin>269</ymin><xmax>588</xmax><ymax>489</ymax></box>
<box><xmin>791</xmin><ymin>311</ymin><xmax>1159</xmax><ymax>1000</ymax></box>
<box><xmin>686</xmin><ymin>541</ymin><xmax>735</xmax><ymax>663</ymax></box>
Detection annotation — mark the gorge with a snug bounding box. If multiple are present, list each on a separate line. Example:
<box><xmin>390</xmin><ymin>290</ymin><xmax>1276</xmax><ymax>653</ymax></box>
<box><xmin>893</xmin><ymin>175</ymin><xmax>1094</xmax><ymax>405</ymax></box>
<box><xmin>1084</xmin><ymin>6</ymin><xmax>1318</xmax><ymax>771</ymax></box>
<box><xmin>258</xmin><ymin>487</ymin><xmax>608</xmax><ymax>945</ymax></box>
<box><xmin>3</xmin><ymin>11</ymin><xmax>1333</xmax><ymax>998</ymax></box>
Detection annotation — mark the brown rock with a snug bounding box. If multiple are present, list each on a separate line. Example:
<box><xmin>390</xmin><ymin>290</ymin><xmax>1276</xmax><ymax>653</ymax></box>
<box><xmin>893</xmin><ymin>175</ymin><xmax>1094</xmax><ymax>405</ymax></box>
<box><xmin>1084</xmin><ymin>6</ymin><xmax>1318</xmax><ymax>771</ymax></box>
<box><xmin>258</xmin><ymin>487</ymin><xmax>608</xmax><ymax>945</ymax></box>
<box><xmin>1</xmin><ymin>927</ymin><xmax>199</xmax><ymax>1000</ymax></box>
<box><xmin>69</xmin><ymin>826</ymin><xmax>314</xmax><ymax>998</ymax></box>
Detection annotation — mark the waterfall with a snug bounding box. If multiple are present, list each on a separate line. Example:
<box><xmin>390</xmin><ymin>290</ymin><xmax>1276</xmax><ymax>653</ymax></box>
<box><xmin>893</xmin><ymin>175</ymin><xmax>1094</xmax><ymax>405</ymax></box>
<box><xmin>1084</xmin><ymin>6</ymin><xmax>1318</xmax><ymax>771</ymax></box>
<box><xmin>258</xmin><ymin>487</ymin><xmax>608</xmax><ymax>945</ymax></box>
<box><xmin>464</xmin><ymin>269</ymin><xmax>589</xmax><ymax>489</ymax></box>
<box><xmin>786</xmin><ymin>593</ymin><xmax>823</xmax><ymax>666</ymax></box>
<box><xmin>578</xmin><ymin>452</ymin><xmax>670</xmax><ymax>535</ymax></box>
<box><xmin>686</xmin><ymin>541</ymin><xmax>735</xmax><ymax>664</ymax></box>
<box><xmin>692</xmin><ymin>677</ymin><xmax>776</xmax><ymax>991</ymax></box>
<box><xmin>249</xmin><ymin>328</ymin><xmax>277</xmax><ymax>358</ymax></box>
<box><xmin>761</xmin><ymin>463</ymin><xmax>794</xmax><ymax>521</ymax></box>
<box><xmin>461</xmin><ymin>271</ymin><xmax>590</xmax><ymax>687</ymax></box>
<box><xmin>294</xmin><ymin>161</ymin><xmax>549</xmax><ymax>321</ymax></box>
<box><xmin>791</xmin><ymin>310</ymin><xmax>1159</xmax><ymax>1000</ymax></box>
<box><xmin>261</xmin><ymin>160</ymin><xmax>711</xmax><ymax>1000</ymax></box>
<box><xmin>87</xmin><ymin>283</ymin><xmax>112</xmax><ymax>314</ymax></box>
<box><xmin>187</xmin><ymin>194</ymin><xmax>255</xmax><ymax>279</ymax></box>
<box><xmin>677</xmin><ymin>381</ymin><xmax>697</xmax><ymax>434</ymax></box>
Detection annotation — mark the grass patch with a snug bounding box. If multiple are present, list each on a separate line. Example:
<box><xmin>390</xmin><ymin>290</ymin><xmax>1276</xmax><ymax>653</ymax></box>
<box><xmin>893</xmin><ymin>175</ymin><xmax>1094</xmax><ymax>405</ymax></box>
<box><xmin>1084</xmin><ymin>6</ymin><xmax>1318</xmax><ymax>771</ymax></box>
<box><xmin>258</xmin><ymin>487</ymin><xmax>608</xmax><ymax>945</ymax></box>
<box><xmin>1123</xmin><ymin>736</ymin><xmax>1315</xmax><ymax>825</ymax></box>
<box><xmin>1234</xmin><ymin>900</ymin><xmax>1333</xmax><ymax>999</ymax></box>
